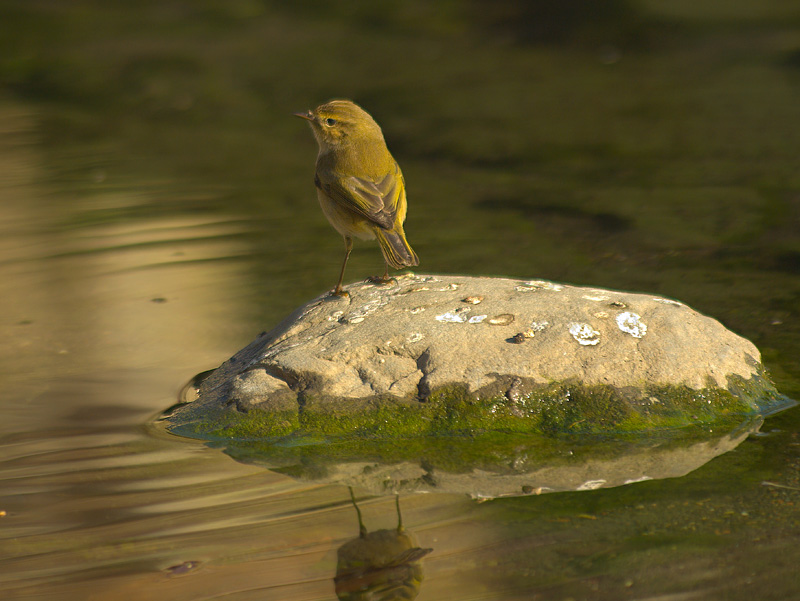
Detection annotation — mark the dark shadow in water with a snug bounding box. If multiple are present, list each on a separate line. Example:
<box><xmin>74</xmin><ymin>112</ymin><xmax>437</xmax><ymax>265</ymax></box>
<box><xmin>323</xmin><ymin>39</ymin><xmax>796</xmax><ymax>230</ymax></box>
<box><xmin>472</xmin><ymin>0</ymin><xmax>667</xmax><ymax>48</ymax></box>
<box><xmin>335</xmin><ymin>489</ymin><xmax>432</xmax><ymax>601</ymax></box>
<box><xmin>476</xmin><ymin>194</ymin><xmax>634</xmax><ymax>236</ymax></box>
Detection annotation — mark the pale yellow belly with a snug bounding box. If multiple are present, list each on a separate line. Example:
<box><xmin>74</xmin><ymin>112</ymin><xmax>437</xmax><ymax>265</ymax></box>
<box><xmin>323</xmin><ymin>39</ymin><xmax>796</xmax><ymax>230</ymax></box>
<box><xmin>316</xmin><ymin>189</ymin><xmax>376</xmax><ymax>240</ymax></box>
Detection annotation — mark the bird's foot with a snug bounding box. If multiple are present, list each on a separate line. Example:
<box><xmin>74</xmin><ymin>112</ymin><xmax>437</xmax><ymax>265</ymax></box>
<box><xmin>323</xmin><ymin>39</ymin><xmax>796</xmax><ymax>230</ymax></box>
<box><xmin>329</xmin><ymin>286</ymin><xmax>350</xmax><ymax>298</ymax></box>
<box><xmin>367</xmin><ymin>275</ymin><xmax>397</xmax><ymax>286</ymax></box>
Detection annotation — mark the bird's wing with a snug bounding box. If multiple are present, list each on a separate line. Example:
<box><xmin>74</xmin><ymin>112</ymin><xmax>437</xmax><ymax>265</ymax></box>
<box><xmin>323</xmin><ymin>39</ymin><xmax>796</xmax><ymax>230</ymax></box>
<box><xmin>316</xmin><ymin>164</ymin><xmax>403</xmax><ymax>230</ymax></box>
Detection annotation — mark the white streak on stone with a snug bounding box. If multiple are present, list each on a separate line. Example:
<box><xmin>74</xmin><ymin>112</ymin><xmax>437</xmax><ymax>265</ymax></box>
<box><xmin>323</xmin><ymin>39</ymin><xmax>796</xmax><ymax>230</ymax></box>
<box><xmin>653</xmin><ymin>297</ymin><xmax>682</xmax><ymax>306</ymax></box>
<box><xmin>616</xmin><ymin>312</ymin><xmax>647</xmax><ymax>338</ymax></box>
<box><xmin>624</xmin><ymin>476</ymin><xmax>653</xmax><ymax>485</ymax></box>
<box><xmin>436</xmin><ymin>311</ymin><xmax>467</xmax><ymax>323</ymax></box>
<box><xmin>569</xmin><ymin>323</ymin><xmax>601</xmax><ymax>346</ymax></box>
<box><xmin>516</xmin><ymin>280</ymin><xmax>564</xmax><ymax>292</ymax></box>
<box><xmin>577</xmin><ymin>479</ymin><xmax>606</xmax><ymax>490</ymax></box>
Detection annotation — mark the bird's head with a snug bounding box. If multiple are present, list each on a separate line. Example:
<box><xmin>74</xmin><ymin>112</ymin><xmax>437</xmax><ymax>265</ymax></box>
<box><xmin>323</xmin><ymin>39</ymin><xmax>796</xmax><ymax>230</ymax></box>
<box><xmin>295</xmin><ymin>100</ymin><xmax>383</xmax><ymax>152</ymax></box>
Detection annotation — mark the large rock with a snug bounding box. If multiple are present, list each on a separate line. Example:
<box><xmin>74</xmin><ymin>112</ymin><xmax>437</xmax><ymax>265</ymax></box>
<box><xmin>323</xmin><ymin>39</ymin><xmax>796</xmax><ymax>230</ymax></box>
<box><xmin>163</xmin><ymin>274</ymin><xmax>791</xmax><ymax>440</ymax></box>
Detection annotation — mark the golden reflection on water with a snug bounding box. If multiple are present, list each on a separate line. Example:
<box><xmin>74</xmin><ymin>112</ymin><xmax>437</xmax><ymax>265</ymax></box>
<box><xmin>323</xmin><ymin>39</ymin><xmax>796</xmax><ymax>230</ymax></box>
<box><xmin>0</xmin><ymin>103</ymin><xmax>254</xmax><ymax>429</ymax></box>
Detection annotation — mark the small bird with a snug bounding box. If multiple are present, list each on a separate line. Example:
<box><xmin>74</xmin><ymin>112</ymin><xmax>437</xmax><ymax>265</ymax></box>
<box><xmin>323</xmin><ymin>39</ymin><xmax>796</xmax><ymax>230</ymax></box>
<box><xmin>295</xmin><ymin>100</ymin><xmax>419</xmax><ymax>296</ymax></box>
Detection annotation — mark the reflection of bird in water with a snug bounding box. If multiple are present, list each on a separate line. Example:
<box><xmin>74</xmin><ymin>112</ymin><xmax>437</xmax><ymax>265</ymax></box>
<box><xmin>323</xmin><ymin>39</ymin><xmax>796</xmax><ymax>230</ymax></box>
<box><xmin>335</xmin><ymin>488</ymin><xmax>433</xmax><ymax>601</ymax></box>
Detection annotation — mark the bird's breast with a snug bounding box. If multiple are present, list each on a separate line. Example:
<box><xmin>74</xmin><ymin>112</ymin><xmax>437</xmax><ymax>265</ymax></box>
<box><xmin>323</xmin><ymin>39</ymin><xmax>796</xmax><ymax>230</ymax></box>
<box><xmin>316</xmin><ymin>189</ymin><xmax>376</xmax><ymax>240</ymax></box>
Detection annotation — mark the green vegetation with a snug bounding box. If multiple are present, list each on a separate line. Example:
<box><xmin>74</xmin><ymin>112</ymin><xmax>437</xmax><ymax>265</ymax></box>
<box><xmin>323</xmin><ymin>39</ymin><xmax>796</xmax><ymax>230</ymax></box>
<box><xmin>160</xmin><ymin>388</ymin><xmax>770</xmax><ymax>482</ymax></box>
<box><xmin>165</xmin><ymin>375</ymin><xmax>791</xmax><ymax>443</ymax></box>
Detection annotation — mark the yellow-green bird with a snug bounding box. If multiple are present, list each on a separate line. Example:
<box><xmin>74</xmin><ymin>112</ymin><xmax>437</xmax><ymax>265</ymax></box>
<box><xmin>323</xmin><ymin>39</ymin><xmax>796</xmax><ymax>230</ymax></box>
<box><xmin>295</xmin><ymin>100</ymin><xmax>419</xmax><ymax>296</ymax></box>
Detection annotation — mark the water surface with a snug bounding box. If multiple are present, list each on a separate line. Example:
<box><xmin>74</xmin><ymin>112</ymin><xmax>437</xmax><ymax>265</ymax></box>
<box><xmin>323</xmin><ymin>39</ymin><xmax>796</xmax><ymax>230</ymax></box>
<box><xmin>2</xmin><ymin>2</ymin><xmax>800</xmax><ymax>599</ymax></box>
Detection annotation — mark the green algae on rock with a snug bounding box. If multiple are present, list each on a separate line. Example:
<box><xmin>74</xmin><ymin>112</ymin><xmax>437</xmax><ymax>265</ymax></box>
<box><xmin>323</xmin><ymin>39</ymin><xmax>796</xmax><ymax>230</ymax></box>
<box><xmin>161</xmin><ymin>274</ymin><xmax>793</xmax><ymax>442</ymax></box>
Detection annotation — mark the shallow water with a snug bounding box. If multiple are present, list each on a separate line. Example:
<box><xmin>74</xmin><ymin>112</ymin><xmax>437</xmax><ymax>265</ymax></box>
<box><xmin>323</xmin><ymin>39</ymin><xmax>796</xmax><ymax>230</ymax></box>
<box><xmin>2</xmin><ymin>2</ymin><xmax>800</xmax><ymax>600</ymax></box>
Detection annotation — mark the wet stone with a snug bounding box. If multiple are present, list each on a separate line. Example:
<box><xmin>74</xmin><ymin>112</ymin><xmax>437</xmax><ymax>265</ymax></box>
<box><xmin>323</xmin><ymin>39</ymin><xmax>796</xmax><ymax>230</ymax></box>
<box><xmin>163</xmin><ymin>274</ymin><xmax>792</xmax><ymax>440</ymax></box>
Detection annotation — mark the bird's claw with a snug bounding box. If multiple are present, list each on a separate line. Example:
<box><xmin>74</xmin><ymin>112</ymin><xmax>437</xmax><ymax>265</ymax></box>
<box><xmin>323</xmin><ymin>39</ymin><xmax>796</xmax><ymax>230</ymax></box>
<box><xmin>367</xmin><ymin>275</ymin><xmax>397</xmax><ymax>286</ymax></box>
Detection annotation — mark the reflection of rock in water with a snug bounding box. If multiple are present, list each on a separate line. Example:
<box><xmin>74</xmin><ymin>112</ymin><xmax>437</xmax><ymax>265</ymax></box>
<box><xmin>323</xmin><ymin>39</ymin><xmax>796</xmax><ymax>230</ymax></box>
<box><xmin>209</xmin><ymin>415</ymin><xmax>768</xmax><ymax>499</ymax></box>
<box><xmin>335</xmin><ymin>489</ymin><xmax>432</xmax><ymax>601</ymax></box>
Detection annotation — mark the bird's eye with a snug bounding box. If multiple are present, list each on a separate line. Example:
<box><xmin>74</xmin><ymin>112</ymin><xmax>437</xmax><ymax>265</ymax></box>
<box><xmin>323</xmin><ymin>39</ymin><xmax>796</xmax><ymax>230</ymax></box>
<box><xmin>325</xmin><ymin>118</ymin><xmax>336</xmax><ymax>126</ymax></box>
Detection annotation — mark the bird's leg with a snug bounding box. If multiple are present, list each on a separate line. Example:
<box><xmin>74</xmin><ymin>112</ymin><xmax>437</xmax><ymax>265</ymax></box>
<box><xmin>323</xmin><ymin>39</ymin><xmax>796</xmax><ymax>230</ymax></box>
<box><xmin>332</xmin><ymin>236</ymin><xmax>353</xmax><ymax>297</ymax></box>
<box><xmin>367</xmin><ymin>261</ymin><xmax>397</xmax><ymax>286</ymax></box>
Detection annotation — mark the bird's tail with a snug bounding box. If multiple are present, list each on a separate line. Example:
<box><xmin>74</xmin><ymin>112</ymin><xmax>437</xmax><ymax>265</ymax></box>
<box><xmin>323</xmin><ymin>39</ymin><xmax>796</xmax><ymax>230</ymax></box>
<box><xmin>375</xmin><ymin>226</ymin><xmax>419</xmax><ymax>269</ymax></box>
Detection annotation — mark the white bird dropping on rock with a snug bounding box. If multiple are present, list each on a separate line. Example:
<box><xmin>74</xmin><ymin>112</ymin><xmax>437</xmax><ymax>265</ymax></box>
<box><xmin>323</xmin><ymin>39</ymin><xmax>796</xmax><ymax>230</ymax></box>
<box><xmin>616</xmin><ymin>312</ymin><xmax>647</xmax><ymax>338</ymax></box>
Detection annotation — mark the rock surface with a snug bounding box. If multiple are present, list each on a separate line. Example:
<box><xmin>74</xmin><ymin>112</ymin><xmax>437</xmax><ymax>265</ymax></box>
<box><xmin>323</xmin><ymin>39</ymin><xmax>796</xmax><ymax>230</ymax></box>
<box><xmin>164</xmin><ymin>274</ymin><xmax>790</xmax><ymax>439</ymax></box>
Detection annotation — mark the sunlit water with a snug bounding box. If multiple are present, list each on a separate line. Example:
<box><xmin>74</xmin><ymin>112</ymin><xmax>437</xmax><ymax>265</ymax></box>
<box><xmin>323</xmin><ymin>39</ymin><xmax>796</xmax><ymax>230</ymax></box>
<box><xmin>3</xmin><ymin>3</ymin><xmax>800</xmax><ymax>598</ymax></box>
<box><xmin>2</xmin><ymin>100</ymin><xmax>799</xmax><ymax>601</ymax></box>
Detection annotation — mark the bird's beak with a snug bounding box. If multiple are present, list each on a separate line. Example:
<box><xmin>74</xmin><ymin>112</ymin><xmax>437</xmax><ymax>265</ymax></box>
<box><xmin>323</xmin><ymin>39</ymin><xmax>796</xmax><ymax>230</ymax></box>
<box><xmin>293</xmin><ymin>111</ymin><xmax>313</xmax><ymax>121</ymax></box>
